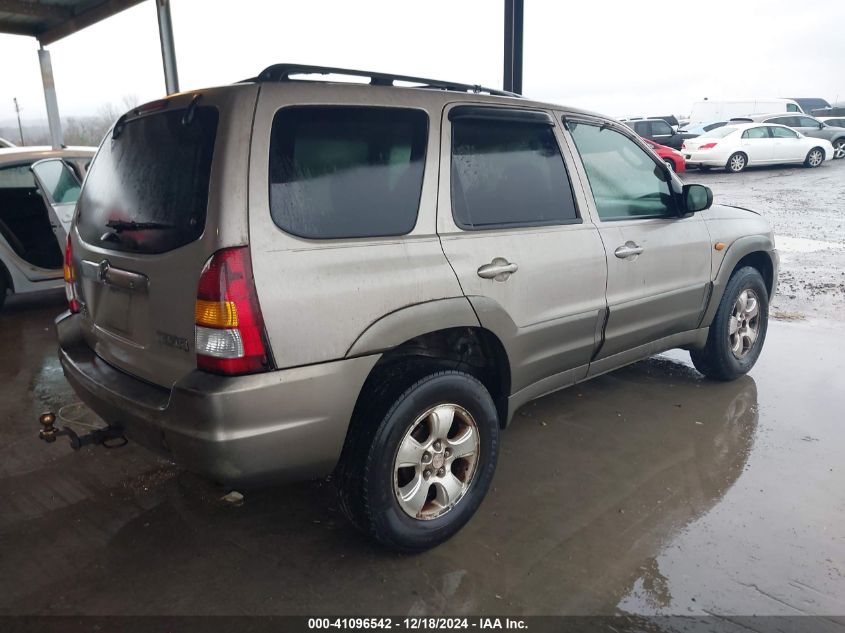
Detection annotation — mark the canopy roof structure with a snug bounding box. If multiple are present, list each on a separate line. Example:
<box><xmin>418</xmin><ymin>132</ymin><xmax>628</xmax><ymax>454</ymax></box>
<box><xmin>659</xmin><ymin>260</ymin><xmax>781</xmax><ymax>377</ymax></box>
<box><xmin>0</xmin><ymin>0</ymin><xmax>144</xmax><ymax>45</ymax></box>
<box><xmin>1</xmin><ymin>0</ymin><xmax>524</xmax><ymax>147</ymax></box>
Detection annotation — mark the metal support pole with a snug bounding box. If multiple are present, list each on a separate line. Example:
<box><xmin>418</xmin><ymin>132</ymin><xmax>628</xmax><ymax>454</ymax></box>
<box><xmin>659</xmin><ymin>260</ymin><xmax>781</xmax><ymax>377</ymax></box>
<box><xmin>156</xmin><ymin>0</ymin><xmax>180</xmax><ymax>94</ymax></box>
<box><xmin>503</xmin><ymin>0</ymin><xmax>524</xmax><ymax>94</ymax></box>
<box><xmin>38</xmin><ymin>47</ymin><xmax>63</xmax><ymax>149</ymax></box>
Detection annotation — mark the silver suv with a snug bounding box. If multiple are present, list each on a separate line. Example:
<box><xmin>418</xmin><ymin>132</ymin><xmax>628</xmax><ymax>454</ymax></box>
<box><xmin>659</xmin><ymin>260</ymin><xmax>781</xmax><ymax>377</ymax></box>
<box><xmin>50</xmin><ymin>65</ymin><xmax>778</xmax><ymax>551</ymax></box>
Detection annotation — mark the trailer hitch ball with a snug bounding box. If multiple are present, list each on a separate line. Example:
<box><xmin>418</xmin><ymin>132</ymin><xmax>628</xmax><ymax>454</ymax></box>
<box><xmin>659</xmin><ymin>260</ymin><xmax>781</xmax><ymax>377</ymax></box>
<box><xmin>38</xmin><ymin>412</ymin><xmax>59</xmax><ymax>442</ymax></box>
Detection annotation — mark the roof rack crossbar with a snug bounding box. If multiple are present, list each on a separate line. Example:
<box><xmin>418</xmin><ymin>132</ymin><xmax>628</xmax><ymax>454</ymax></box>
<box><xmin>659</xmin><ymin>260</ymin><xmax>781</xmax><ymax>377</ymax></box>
<box><xmin>254</xmin><ymin>64</ymin><xmax>521</xmax><ymax>98</ymax></box>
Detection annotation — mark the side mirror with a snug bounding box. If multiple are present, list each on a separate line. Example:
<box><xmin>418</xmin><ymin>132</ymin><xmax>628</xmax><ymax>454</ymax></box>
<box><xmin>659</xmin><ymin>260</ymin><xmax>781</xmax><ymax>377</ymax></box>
<box><xmin>818</xmin><ymin>122</ymin><xmax>825</xmax><ymax>129</ymax></box>
<box><xmin>682</xmin><ymin>183</ymin><xmax>713</xmax><ymax>213</ymax></box>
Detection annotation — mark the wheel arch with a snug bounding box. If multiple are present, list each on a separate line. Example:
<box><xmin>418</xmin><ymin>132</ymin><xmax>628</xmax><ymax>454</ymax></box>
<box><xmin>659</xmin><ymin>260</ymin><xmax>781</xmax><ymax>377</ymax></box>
<box><xmin>348</xmin><ymin>323</ymin><xmax>512</xmax><ymax>433</ymax></box>
<box><xmin>701</xmin><ymin>237</ymin><xmax>777</xmax><ymax>327</ymax></box>
<box><xmin>727</xmin><ymin>150</ymin><xmax>748</xmax><ymax>168</ymax></box>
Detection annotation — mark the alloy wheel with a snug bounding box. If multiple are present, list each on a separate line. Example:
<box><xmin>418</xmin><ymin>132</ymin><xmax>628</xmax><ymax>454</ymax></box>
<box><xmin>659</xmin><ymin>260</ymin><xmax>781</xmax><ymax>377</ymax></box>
<box><xmin>729</xmin><ymin>289</ymin><xmax>760</xmax><ymax>358</ymax></box>
<box><xmin>809</xmin><ymin>149</ymin><xmax>824</xmax><ymax>166</ymax></box>
<box><xmin>729</xmin><ymin>154</ymin><xmax>745</xmax><ymax>172</ymax></box>
<box><xmin>833</xmin><ymin>140</ymin><xmax>845</xmax><ymax>160</ymax></box>
<box><xmin>393</xmin><ymin>404</ymin><xmax>480</xmax><ymax>520</ymax></box>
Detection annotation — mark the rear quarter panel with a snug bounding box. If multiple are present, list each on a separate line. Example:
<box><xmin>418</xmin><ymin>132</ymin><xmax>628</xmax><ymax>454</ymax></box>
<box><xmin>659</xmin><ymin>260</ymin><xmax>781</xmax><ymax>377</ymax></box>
<box><xmin>247</xmin><ymin>84</ymin><xmax>465</xmax><ymax>369</ymax></box>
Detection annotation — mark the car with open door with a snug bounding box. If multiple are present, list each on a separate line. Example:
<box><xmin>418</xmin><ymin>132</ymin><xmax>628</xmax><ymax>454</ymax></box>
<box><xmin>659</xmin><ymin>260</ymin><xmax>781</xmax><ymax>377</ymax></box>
<box><xmin>0</xmin><ymin>147</ymin><xmax>94</xmax><ymax>311</ymax></box>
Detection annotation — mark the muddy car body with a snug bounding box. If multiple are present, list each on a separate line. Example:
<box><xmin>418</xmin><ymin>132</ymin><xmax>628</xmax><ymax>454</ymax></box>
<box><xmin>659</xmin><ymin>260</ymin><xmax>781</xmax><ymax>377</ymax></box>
<box><xmin>53</xmin><ymin>65</ymin><xmax>778</xmax><ymax>551</ymax></box>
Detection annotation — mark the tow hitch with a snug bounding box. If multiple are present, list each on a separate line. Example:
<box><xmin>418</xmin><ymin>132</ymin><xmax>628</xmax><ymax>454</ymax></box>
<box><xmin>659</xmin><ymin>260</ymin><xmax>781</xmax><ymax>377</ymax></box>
<box><xmin>38</xmin><ymin>411</ymin><xmax>127</xmax><ymax>449</ymax></box>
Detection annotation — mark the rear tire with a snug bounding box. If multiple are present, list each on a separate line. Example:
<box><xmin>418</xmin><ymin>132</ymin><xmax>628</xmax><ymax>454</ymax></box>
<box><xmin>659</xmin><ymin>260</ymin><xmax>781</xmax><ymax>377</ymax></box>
<box><xmin>726</xmin><ymin>152</ymin><xmax>747</xmax><ymax>173</ymax></box>
<box><xmin>804</xmin><ymin>147</ymin><xmax>825</xmax><ymax>167</ymax></box>
<box><xmin>691</xmin><ymin>266</ymin><xmax>768</xmax><ymax>381</ymax></box>
<box><xmin>663</xmin><ymin>158</ymin><xmax>675</xmax><ymax>171</ymax></box>
<box><xmin>336</xmin><ymin>370</ymin><xmax>499</xmax><ymax>552</ymax></box>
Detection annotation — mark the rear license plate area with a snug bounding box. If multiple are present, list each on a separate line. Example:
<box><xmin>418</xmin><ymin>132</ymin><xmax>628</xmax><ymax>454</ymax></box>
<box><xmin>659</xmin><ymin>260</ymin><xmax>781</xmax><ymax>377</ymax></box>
<box><xmin>98</xmin><ymin>286</ymin><xmax>133</xmax><ymax>335</ymax></box>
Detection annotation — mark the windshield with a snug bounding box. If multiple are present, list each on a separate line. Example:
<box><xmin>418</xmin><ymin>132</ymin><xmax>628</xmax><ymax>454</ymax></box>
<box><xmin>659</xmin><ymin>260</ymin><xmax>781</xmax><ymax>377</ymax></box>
<box><xmin>76</xmin><ymin>106</ymin><xmax>218</xmax><ymax>254</ymax></box>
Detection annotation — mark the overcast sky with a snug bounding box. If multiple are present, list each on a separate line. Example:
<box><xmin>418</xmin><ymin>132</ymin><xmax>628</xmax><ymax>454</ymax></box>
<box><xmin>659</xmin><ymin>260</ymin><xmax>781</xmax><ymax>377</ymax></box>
<box><xmin>2</xmin><ymin>0</ymin><xmax>843</xmax><ymax>125</ymax></box>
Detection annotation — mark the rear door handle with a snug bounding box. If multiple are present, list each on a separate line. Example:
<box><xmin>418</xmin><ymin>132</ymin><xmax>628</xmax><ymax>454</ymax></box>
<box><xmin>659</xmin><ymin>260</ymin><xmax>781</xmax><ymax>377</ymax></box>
<box><xmin>614</xmin><ymin>242</ymin><xmax>644</xmax><ymax>259</ymax></box>
<box><xmin>477</xmin><ymin>257</ymin><xmax>518</xmax><ymax>281</ymax></box>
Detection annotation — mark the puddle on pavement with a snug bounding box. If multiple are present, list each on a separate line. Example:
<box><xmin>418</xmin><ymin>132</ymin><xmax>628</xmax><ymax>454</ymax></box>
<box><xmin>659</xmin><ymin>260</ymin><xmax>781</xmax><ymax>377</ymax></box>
<box><xmin>1</xmin><ymin>297</ymin><xmax>843</xmax><ymax>616</ymax></box>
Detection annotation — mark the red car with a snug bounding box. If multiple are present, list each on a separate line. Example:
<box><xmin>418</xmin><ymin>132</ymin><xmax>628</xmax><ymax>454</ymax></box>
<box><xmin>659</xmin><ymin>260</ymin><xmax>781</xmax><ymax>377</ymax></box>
<box><xmin>642</xmin><ymin>137</ymin><xmax>686</xmax><ymax>173</ymax></box>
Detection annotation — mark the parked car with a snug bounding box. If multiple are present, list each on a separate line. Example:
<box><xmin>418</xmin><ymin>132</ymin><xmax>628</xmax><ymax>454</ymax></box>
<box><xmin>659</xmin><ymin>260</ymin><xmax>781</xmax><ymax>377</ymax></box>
<box><xmin>688</xmin><ymin>99</ymin><xmax>803</xmax><ymax>127</ymax></box>
<box><xmin>682</xmin><ymin>123</ymin><xmax>833</xmax><ymax>172</ymax></box>
<box><xmin>788</xmin><ymin>97</ymin><xmax>831</xmax><ymax>114</ymax></box>
<box><xmin>621</xmin><ymin>118</ymin><xmax>684</xmax><ymax>149</ymax></box>
<box><xmin>0</xmin><ymin>137</ymin><xmax>17</xmax><ymax>149</ymax></box>
<box><xmin>679</xmin><ymin>121</ymin><xmax>728</xmax><ymax>141</ymax></box>
<box><xmin>642</xmin><ymin>138</ymin><xmax>686</xmax><ymax>172</ymax></box>
<box><xmin>819</xmin><ymin>116</ymin><xmax>845</xmax><ymax>129</ymax></box>
<box><xmin>0</xmin><ymin>146</ymin><xmax>94</xmax><ymax>311</ymax></box>
<box><xmin>50</xmin><ymin>64</ymin><xmax>778</xmax><ymax>552</ymax></box>
<box><xmin>733</xmin><ymin>114</ymin><xmax>845</xmax><ymax>159</ymax></box>
<box><xmin>812</xmin><ymin>106</ymin><xmax>845</xmax><ymax>117</ymax></box>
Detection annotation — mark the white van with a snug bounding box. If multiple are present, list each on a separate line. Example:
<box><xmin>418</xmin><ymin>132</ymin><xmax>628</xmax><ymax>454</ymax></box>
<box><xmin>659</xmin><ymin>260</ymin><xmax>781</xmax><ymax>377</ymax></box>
<box><xmin>687</xmin><ymin>99</ymin><xmax>803</xmax><ymax>126</ymax></box>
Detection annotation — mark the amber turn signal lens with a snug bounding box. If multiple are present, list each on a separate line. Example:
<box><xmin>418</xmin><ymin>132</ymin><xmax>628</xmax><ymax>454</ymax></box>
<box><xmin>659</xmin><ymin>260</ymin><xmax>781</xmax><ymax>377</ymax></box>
<box><xmin>714</xmin><ymin>242</ymin><xmax>726</xmax><ymax>251</ymax></box>
<box><xmin>195</xmin><ymin>299</ymin><xmax>239</xmax><ymax>328</ymax></box>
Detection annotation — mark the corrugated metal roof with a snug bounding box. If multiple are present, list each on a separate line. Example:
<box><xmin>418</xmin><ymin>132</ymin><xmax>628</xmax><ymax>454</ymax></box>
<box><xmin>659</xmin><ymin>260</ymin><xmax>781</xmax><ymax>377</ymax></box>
<box><xmin>0</xmin><ymin>0</ymin><xmax>144</xmax><ymax>44</ymax></box>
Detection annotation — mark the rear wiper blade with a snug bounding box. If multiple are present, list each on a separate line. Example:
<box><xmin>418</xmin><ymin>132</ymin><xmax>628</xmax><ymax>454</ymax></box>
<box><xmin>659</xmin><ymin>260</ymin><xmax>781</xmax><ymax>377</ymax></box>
<box><xmin>105</xmin><ymin>220</ymin><xmax>175</xmax><ymax>232</ymax></box>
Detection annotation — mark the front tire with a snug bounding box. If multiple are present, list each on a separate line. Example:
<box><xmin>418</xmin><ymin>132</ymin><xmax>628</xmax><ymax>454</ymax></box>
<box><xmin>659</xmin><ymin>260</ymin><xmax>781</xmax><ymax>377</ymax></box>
<box><xmin>832</xmin><ymin>138</ymin><xmax>845</xmax><ymax>160</ymax></box>
<box><xmin>690</xmin><ymin>266</ymin><xmax>769</xmax><ymax>381</ymax></box>
<box><xmin>804</xmin><ymin>147</ymin><xmax>825</xmax><ymax>167</ymax></box>
<box><xmin>726</xmin><ymin>152</ymin><xmax>747</xmax><ymax>173</ymax></box>
<box><xmin>337</xmin><ymin>370</ymin><xmax>500</xmax><ymax>552</ymax></box>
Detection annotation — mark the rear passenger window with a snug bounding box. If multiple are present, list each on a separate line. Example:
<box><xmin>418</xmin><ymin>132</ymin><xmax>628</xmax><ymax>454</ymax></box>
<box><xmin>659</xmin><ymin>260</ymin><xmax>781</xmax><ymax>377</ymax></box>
<box><xmin>742</xmin><ymin>127</ymin><xmax>769</xmax><ymax>139</ymax></box>
<box><xmin>770</xmin><ymin>126</ymin><xmax>798</xmax><ymax>139</ymax></box>
<box><xmin>450</xmin><ymin>111</ymin><xmax>579</xmax><ymax>230</ymax></box>
<box><xmin>651</xmin><ymin>121</ymin><xmax>672</xmax><ymax>135</ymax></box>
<box><xmin>269</xmin><ymin>106</ymin><xmax>428</xmax><ymax>239</ymax></box>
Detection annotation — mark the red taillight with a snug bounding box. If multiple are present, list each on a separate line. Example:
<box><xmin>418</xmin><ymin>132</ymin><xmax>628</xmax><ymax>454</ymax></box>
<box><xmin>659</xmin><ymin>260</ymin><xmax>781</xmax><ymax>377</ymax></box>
<box><xmin>64</xmin><ymin>236</ymin><xmax>80</xmax><ymax>313</ymax></box>
<box><xmin>699</xmin><ymin>142</ymin><xmax>718</xmax><ymax>150</ymax></box>
<box><xmin>681</xmin><ymin>142</ymin><xmax>686</xmax><ymax>150</ymax></box>
<box><xmin>195</xmin><ymin>247</ymin><xmax>271</xmax><ymax>376</ymax></box>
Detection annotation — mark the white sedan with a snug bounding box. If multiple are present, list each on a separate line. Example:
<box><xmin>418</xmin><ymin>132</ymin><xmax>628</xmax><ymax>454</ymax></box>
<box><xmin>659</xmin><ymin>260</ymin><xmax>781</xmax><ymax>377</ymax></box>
<box><xmin>682</xmin><ymin>123</ymin><xmax>834</xmax><ymax>173</ymax></box>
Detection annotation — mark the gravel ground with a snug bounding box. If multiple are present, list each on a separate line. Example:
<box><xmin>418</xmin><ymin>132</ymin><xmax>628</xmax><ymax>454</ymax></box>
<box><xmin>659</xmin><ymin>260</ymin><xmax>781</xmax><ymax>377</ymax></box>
<box><xmin>682</xmin><ymin>157</ymin><xmax>845</xmax><ymax>322</ymax></box>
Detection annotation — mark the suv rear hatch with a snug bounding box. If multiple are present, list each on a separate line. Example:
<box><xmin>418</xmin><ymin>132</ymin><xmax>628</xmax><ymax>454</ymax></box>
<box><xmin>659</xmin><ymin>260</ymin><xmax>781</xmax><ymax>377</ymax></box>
<box><xmin>70</xmin><ymin>87</ymin><xmax>258</xmax><ymax>388</ymax></box>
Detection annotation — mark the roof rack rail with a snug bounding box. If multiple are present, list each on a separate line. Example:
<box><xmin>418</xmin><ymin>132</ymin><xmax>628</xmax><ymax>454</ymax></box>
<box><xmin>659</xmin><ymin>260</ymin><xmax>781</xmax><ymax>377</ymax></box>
<box><xmin>253</xmin><ymin>64</ymin><xmax>521</xmax><ymax>98</ymax></box>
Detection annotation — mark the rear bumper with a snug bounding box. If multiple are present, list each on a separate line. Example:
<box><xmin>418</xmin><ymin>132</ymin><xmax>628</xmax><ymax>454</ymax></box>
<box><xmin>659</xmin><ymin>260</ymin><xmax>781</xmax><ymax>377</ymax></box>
<box><xmin>57</xmin><ymin>312</ymin><xmax>378</xmax><ymax>486</ymax></box>
<box><xmin>683</xmin><ymin>150</ymin><xmax>729</xmax><ymax>167</ymax></box>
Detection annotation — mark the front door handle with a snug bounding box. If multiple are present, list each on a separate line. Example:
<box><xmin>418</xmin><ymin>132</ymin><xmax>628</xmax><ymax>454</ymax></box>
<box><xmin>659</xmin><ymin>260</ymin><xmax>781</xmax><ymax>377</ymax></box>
<box><xmin>614</xmin><ymin>242</ymin><xmax>644</xmax><ymax>259</ymax></box>
<box><xmin>477</xmin><ymin>257</ymin><xmax>518</xmax><ymax>281</ymax></box>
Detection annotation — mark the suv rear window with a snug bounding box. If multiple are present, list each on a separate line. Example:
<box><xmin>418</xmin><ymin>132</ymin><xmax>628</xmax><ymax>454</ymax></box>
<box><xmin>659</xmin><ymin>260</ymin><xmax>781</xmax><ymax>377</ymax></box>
<box><xmin>269</xmin><ymin>106</ymin><xmax>428</xmax><ymax>239</ymax></box>
<box><xmin>76</xmin><ymin>106</ymin><xmax>218</xmax><ymax>254</ymax></box>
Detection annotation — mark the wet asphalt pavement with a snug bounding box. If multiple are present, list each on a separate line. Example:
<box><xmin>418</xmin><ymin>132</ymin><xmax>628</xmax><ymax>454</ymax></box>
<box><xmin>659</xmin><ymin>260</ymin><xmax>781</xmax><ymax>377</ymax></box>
<box><xmin>1</xmin><ymin>160</ymin><xmax>844</xmax><ymax>618</ymax></box>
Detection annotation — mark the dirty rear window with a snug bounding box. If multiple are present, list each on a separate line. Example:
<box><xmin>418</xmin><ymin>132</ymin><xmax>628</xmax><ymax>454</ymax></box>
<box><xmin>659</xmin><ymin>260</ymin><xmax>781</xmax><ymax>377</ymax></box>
<box><xmin>269</xmin><ymin>106</ymin><xmax>428</xmax><ymax>239</ymax></box>
<box><xmin>76</xmin><ymin>106</ymin><xmax>218</xmax><ymax>254</ymax></box>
